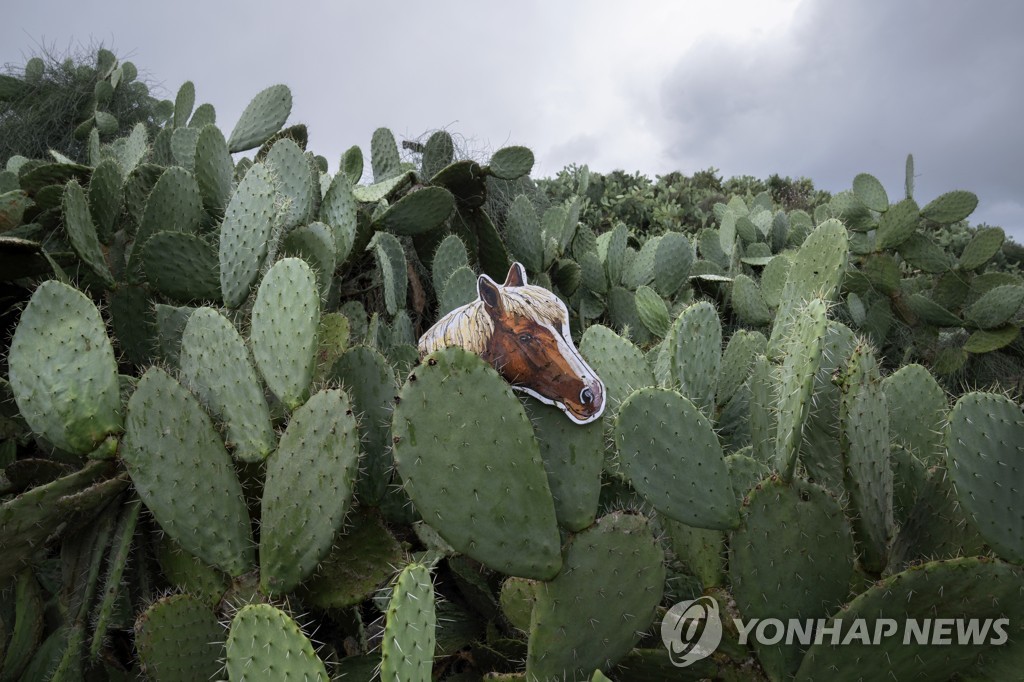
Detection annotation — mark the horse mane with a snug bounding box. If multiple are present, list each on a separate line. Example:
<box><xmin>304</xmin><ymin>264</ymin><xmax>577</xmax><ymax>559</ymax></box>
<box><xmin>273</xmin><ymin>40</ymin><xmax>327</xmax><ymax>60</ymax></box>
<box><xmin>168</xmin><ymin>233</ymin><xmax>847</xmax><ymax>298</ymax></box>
<box><xmin>418</xmin><ymin>284</ymin><xmax>567</xmax><ymax>357</ymax></box>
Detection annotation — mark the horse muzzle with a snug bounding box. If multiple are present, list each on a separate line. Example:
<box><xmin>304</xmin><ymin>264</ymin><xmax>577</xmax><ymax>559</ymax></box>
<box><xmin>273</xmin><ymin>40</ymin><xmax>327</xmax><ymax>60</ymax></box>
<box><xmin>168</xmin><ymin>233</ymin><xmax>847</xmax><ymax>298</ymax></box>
<box><xmin>561</xmin><ymin>380</ymin><xmax>605</xmax><ymax>424</ymax></box>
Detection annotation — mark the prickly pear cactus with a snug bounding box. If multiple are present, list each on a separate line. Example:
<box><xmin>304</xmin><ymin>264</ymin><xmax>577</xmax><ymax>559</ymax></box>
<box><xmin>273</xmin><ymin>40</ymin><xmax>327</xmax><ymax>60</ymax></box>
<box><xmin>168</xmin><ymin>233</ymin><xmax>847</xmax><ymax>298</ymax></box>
<box><xmin>796</xmin><ymin>558</ymin><xmax>1024</xmax><ymax>681</ymax></box>
<box><xmin>225</xmin><ymin>604</ymin><xmax>327</xmax><ymax>681</ymax></box>
<box><xmin>3</xmin><ymin>68</ymin><xmax>1024</xmax><ymax>681</ymax></box>
<box><xmin>526</xmin><ymin>512</ymin><xmax>665</xmax><ymax>680</ymax></box>
<box><xmin>839</xmin><ymin>342</ymin><xmax>894</xmax><ymax>573</ymax></box>
<box><xmin>226</xmin><ymin>84</ymin><xmax>292</xmax><ymax>153</ymax></box>
<box><xmin>946</xmin><ymin>392</ymin><xmax>1024</xmax><ymax>563</ymax></box>
<box><xmin>328</xmin><ymin>345</ymin><xmax>397</xmax><ymax>505</ymax></box>
<box><xmin>578</xmin><ymin>324</ymin><xmax>654</xmax><ymax>409</ymax></box>
<box><xmin>259</xmin><ymin>388</ymin><xmax>360</xmax><ymax>595</ymax></box>
<box><xmin>250</xmin><ymin>257</ymin><xmax>320</xmax><ymax>410</ymax></box>
<box><xmin>526</xmin><ymin>395</ymin><xmax>604</xmax><ymax>532</ymax></box>
<box><xmin>767</xmin><ymin>220</ymin><xmax>848</xmax><ymax>358</ymax></box>
<box><xmin>122</xmin><ymin>367</ymin><xmax>254</xmax><ymax>576</ymax></box>
<box><xmin>179</xmin><ymin>307</ymin><xmax>275</xmax><ymax>463</ymax></box>
<box><xmin>219</xmin><ymin>162</ymin><xmax>278</xmax><ymax>307</ymax></box>
<box><xmin>882</xmin><ymin>363</ymin><xmax>946</xmax><ymax>465</ymax></box>
<box><xmin>381</xmin><ymin>563</ymin><xmax>436</xmax><ymax>682</ymax></box>
<box><xmin>773</xmin><ymin>298</ymin><xmax>828</xmax><ymax>481</ymax></box>
<box><xmin>62</xmin><ymin>180</ymin><xmax>114</xmax><ymax>286</ymax></box>
<box><xmin>8</xmin><ymin>281</ymin><xmax>122</xmax><ymax>454</ymax></box>
<box><xmin>614</xmin><ymin>387</ymin><xmax>738</xmax><ymax>529</ymax></box>
<box><xmin>134</xmin><ymin>594</ymin><xmax>224</xmax><ymax>682</ymax></box>
<box><xmin>730</xmin><ymin>476</ymin><xmax>855</xmax><ymax>680</ymax></box>
<box><xmin>668</xmin><ymin>301</ymin><xmax>721</xmax><ymax>414</ymax></box>
<box><xmin>391</xmin><ymin>347</ymin><xmax>562</xmax><ymax>579</ymax></box>
<box><xmin>374</xmin><ymin>186</ymin><xmax>454</xmax><ymax>235</ymax></box>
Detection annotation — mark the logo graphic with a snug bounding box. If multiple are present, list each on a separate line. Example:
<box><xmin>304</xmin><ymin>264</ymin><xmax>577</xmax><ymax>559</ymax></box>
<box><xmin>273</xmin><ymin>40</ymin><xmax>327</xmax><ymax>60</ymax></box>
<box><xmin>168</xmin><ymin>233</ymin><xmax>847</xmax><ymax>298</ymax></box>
<box><xmin>661</xmin><ymin>596</ymin><xmax>723</xmax><ymax>667</ymax></box>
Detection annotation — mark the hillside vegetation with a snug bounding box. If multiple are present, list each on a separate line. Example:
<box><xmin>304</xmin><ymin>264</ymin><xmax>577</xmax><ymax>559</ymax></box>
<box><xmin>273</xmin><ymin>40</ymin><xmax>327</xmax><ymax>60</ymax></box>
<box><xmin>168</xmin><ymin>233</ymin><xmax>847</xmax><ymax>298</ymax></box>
<box><xmin>1</xmin><ymin>49</ymin><xmax>1022</xmax><ymax>681</ymax></box>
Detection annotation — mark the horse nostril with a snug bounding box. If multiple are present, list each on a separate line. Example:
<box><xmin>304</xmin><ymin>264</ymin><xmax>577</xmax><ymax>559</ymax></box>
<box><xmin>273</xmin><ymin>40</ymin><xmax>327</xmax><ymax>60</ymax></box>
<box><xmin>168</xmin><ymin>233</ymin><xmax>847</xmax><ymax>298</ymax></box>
<box><xmin>580</xmin><ymin>387</ymin><xmax>594</xmax><ymax>405</ymax></box>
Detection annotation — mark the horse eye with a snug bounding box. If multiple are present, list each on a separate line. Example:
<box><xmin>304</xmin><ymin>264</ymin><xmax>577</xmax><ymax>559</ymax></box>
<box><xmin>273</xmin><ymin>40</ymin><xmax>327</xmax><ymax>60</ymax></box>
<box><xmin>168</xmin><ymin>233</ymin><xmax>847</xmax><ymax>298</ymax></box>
<box><xmin>518</xmin><ymin>333</ymin><xmax>533</xmax><ymax>343</ymax></box>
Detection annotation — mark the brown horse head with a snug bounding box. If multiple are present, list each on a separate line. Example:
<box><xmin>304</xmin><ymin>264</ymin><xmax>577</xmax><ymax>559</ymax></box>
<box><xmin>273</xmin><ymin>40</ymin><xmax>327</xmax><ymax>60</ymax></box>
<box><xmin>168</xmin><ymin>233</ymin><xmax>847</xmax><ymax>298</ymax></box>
<box><xmin>474</xmin><ymin>263</ymin><xmax>605</xmax><ymax>424</ymax></box>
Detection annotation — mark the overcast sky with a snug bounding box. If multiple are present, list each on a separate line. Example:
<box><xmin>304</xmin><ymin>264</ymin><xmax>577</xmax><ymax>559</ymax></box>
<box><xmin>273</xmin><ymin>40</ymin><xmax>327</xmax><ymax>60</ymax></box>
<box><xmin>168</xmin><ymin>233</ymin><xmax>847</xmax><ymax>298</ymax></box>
<box><xmin>4</xmin><ymin>0</ymin><xmax>1021</xmax><ymax>241</ymax></box>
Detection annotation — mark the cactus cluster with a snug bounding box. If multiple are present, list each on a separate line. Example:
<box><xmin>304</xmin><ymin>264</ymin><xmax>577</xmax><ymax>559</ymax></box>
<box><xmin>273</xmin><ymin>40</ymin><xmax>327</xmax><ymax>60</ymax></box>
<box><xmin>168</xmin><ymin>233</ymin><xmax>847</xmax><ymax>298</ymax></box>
<box><xmin>1</xmin><ymin>63</ymin><xmax>1022</xmax><ymax>682</ymax></box>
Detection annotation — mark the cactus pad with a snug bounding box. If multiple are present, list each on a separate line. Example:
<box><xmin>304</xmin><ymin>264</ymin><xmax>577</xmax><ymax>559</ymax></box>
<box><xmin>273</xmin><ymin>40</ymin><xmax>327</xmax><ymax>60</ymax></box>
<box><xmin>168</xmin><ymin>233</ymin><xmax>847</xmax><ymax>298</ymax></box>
<box><xmin>135</xmin><ymin>594</ymin><xmax>224</xmax><ymax>682</ymax></box>
<box><xmin>179</xmin><ymin>307</ymin><xmax>275</xmax><ymax>462</ymax></box>
<box><xmin>381</xmin><ymin>563</ymin><xmax>436</xmax><ymax>682</ymax></box>
<box><xmin>328</xmin><ymin>345</ymin><xmax>397</xmax><ymax>505</ymax></box>
<box><xmin>526</xmin><ymin>512</ymin><xmax>665</xmax><ymax>680</ymax></box>
<box><xmin>227</xmin><ymin>84</ymin><xmax>292</xmax><ymax>153</ymax></box>
<box><xmin>225</xmin><ymin>604</ymin><xmax>327</xmax><ymax>681</ymax></box>
<box><xmin>219</xmin><ymin>162</ymin><xmax>278</xmax><ymax>307</ymax></box>
<box><xmin>264</xmin><ymin>137</ymin><xmax>314</xmax><ymax>229</ymax></box>
<box><xmin>62</xmin><ymin>179</ymin><xmax>113</xmax><ymax>285</ymax></box>
<box><xmin>920</xmin><ymin>189</ymin><xmax>978</xmax><ymax>224</ymax></box>
<box><xmin>250</xmin><ymin>257</ymin><xmax>320</xmax><ymax>410</ymax></box>
<box><xmin>153</xmin><ymin>535</ymin><xmax>230</xmax><ymax>606</ymax></box>
<box><xmin>668</xmin><ymin>301</ymin><xmax>721</xmax><ymax>414</ymax></box>
<box><xmin>374</xmin><ymin>186</ymin><xmax>455</xmax><ymax>235</ymax></box>
<box><xmin>506</xmin><ymin>194</ymin><xmax>543</xmax><ymax>273</ymax></box>
<box><xmin>907</xmin><ymin>293</ymin><xmax>964</xmax><ymax>326</ymax></box>
<box><xmin>958</xmin><ymin>226</ymin><xmax>1004</xmax><ymax>270</ymax></box>
<box><xmin>730</xmin><ymin>274</ymin><xmax>772</xmax><ymax>326</ymax></box>
<box><xmin>615</xmin><ymin>387</ymin><xmax>738</xmax><ymax>529</ymax></box>
<box><xmin>431</xmin><ymin>233</ymin><xmax>469</xmax><ymax>294</ymax></box>
<box><xmin>767</xmin><ymin>219</ymin><xmax>847</xmax><ymax>358</ymax></box>
<box><xmin>487</xmin><ymin>146</ymin><xmax>535</xmax><ymax>180</ymax></box>
<box><xmin>194</xmin><ymin>124</ymin><xmax>233</xmax><ymax>217</ymax></box>
<box><xmin>525</xmin><ymin>395</ymin><xmax>604</xmax><ymax>532</ymax></box>
<box><xmin>123</xmin><ymin>367</ymin><xmax>254</xmax><ymax>575</ymax></box>
<box><xmin>422</xmin><ymin>131</ymin><xmax>454</xmax><ymax>177</ymax></box>
<box><xmin>773</xmin><ymin>298</ymin><xmax>828</xmax><ymax>481</ymax></box>
<box><xmin>748</xmin><ymin>353</ymin><xmax>775</xmax><ymax>463</ymax></box>
<box><xmin>796</xmin><ymin>558</ymin><xmax>1023</xmax><ymax>681</ymax></box>
<box><xmin>718</xmin><ymin>329</ymin><xmax>766</xmax><ymax>407</ymax></box>
<box><xmin>172</xmin><ymin>81</ymin><xmax>195</xmax><ymax>128</ymax></box>
<box><xmin>301</xmin><ymin>511</ymin><xmax>403</xmax><ymax>609</ymax></box>
<box><xmin>946</xmin><ymin>392</ymin><xmax>1024</xmax><ymax>563</ymax></box>
<box><xmin>280</xmin><ymin>221</ymin><xmax>337</xmax><ymax>298</ymax></box>
<box><xmin>729</xmin><ymin>476</ymin><xmax>855</xmax><ymax>680</ymax></box>
<box><xmin>319</xmin><ymin>171</ymin><xmax>357</xmax><ymax>262</ymax></box>
<box><xmin>964</xmin><ymin>284</ymin><xmax>1024</xmax><ymax>329</ymax></box>
<box><xmin>367</xmin><ymin>231</ymin><xmax>407</xmax><ymax>316</ymax></box>
<box><xmin>634</xmin><ymin>285</ymin><xmax>670</xmax><ymax>337</ymax></box>
<box><xmin>8</xmin><ymin>280</ymin><xmax>122</xmax><ymax>454</ymax></box>
<box><xmin>133</xmin><ymin>166</ymin><xmax>204</xmax><ymax>264</ymax></box>
<box><xmin>889</xmin><ymin>465</ymin><xmax>985</xmax><ymax>569</ymax></box>
<box><xmin>370</xmin><ymin>127</ymin><xmax>402</xmax><ymax>182</ymax></box>
<box><xmin>438</xmin><ymin>265</ymin><xmax>478</xmax><ymax>316</ymax></box>
<box><xmin>142</xmin><ymin>231</ymin><xmax>221</xmax><ymax>302</ymax></box>
<box><xmin>652</xmin><ymin>232</ymin><xmax>693</xmax><ymax>297</ymax></box>
<box><xmin>391</xmin><ymin>347</ymin><xmax>562</xmax><ymax>579</ymax></box>
<box><xmin>578</xmin><ymin>324</ymin><xmax>654</xmax><ymax>409</ymax></box>
<box><xmin>874</xmin><ymin>197</ymin><xmax>919</xmax><ymax>250</ymax></box>
<box><xmin>852</xmin><ymin>172</ymin><xmax>888</xmax><ymax>212</ymax></box>
<box><xmin>882</xmin><ymin>363</ymin><xmax>946</xmax><ymax>465</ymax></box>
<box><xmin>259</xmin><ymin>388</ymin><xmax>360</xmax><ymax>594</ymax></box>
<box><xmin>839</xmin><ymin>342</ymin><xmax>894</xmax><ymax>573</ymax></box>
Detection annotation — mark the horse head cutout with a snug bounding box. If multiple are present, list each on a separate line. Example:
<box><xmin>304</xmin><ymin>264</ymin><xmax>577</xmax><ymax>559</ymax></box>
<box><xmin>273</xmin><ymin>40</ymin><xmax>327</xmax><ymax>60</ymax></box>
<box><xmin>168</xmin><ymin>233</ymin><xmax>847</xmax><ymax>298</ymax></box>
<box><xmin>418</xmin><ymin>262</ymin><xmax>606</xmax><ymax>424</ymax></box>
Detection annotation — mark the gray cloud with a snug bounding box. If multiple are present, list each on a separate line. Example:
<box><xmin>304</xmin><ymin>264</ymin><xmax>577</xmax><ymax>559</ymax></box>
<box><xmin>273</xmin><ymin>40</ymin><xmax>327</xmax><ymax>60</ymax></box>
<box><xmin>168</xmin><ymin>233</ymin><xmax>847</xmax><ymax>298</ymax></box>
<box><xmin>3</xmin><ymin>1</ymin><xmax>1021</xmax><ymax>240</ymax></box>
<box><xmin>660</xmin><ymin>0</ymin><xmax>1024</xmax><ymax>239</ymax></box>
<box><xmin>2</xmin><ymin>1</ymin><xmax>580</xmax><ymax>171</ymax></box>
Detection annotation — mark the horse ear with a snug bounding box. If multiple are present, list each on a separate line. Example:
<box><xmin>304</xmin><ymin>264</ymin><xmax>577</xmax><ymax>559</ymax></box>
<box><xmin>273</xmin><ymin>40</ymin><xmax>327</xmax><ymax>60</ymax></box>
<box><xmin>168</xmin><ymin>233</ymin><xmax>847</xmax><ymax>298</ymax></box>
<box><xmin>478</xmin><ymin>274</ymin><xmax>504</xmax><ymax>315</ymax></box>
<box><xmin>504</xmin><ymin>262</ymin><xmax>528</xmax><ymax>287</ymax></box>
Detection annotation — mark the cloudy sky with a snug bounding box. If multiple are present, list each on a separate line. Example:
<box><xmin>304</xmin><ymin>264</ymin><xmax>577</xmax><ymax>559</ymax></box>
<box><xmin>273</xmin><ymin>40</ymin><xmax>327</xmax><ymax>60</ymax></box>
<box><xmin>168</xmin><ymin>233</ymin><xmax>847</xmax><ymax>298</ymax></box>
<box><xmin>3</xmin><ymin>0</ymin><xmax>1021</xmax><ymax>241</ymax></box>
